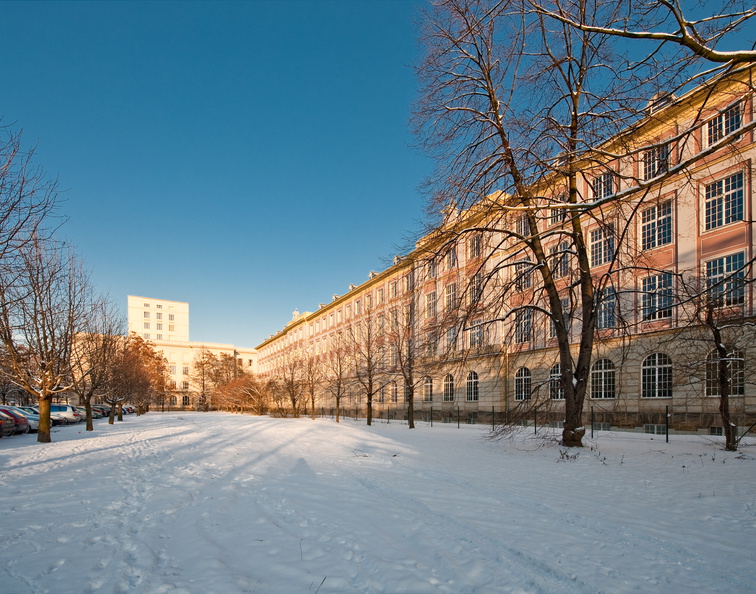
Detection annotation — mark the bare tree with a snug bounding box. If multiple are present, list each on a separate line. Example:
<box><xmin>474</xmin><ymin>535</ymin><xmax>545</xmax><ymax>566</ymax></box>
<box><xmin>674</xmin><ymin>261</ymin><xmax>756</xmax><ymax>451</ymax></box>
<box><xmin>0</xmin><ymin>127</ymin><xmax>59</xmax><ymax>262</ymax></box>
<box><xmin>191</xmin><ymin>348</ymin><xmax>217</xmax><ymax>411</ymax></box>
<box><xmin>69</xmin><ymin>297</ymin><xmax>125</xmax><ymax>430</ymax></box>
<box><xmin>323</xmin><ymin>329</ymin><xmax>352</xmax><ymax>423</ymax></box>
<box><xmin>414</xmin><ymin>0</ymin><xmax>756</xmax><ymax>446</ymax></box>
<box><xmin>0</xmin><ymin>237</ymin><xmax>89</xmax><ymax>442</ymax></box>
<box><xmin>105</xmin><ymin>333</ymin><xmax>169</xmax><ymax>422</ymax></box>
<box><xmin>349</xmin><ymin>304</ymin><xmax>387</xmax><ymax>426</ymax></box>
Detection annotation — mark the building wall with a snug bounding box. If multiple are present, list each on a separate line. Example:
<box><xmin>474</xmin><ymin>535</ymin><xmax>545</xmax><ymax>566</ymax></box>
<box><xmin>127</xmin><ymin>296</ymin><xmax>257</xmax><ymax>407</ymax></box>
<box><xmin>127</xmin><ymin>296</ymin><xmax>190</xmax><ymax>342</ymax></box>
<box><xmin>255</xmin><ymin>70</ymin><xmax>755</xmax><ymax>432</ymax></box>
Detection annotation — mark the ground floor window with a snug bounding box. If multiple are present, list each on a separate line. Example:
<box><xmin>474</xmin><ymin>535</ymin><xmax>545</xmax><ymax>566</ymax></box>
<box><xmin>641</xmin><ymin>353</ymin><xmax>672</xmax><ymax>398</ymax></box>
<box><xmin>466</xmin><ymin>371</ymin><xmax>479</xmax><ymax>401</ymax></box>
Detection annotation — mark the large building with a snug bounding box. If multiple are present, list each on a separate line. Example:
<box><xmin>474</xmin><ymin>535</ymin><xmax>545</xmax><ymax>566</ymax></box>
<box><xmin>127</xmin><ymin>295</ymin><xmax>257</xmax><ymax>409</ymax></box>
<box><xmin>255</xmin><ymin>67</ymin><xmax>755</xmax><ymax>435</ymax></box>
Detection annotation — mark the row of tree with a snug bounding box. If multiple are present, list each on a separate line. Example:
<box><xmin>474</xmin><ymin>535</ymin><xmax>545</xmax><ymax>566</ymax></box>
<box><xmin>410</xmin><ymin>0</ymin><xmax>756</xmax><ymax>450</ymax></box>
<box><xmin>0</xmin><ymin>126</ymin><xmax>170</xmax><ymax>442</ymax></box>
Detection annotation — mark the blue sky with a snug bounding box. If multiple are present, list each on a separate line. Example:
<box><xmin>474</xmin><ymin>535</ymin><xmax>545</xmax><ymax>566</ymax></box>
<box><xmin>1</xmin><ymin>0</ymin><xmax>431</xmax><ymax>347</ymax></box>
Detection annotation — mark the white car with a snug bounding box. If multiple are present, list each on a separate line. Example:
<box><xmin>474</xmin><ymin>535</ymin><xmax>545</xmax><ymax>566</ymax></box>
<box><xmin>49</xmin><ymin>404</ymin><xmax>83</xmax><ymax>423</ymax></box>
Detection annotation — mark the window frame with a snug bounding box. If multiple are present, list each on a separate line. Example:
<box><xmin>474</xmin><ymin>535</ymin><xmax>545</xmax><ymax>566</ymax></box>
<box><xmin>641</xmin><ymin>353</ymin><xmax>673</xmax><ymax>398</ymax></box>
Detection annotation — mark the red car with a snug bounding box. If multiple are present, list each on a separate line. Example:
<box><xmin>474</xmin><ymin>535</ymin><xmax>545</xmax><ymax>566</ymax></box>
<box><xmin>0</xmin><ymin>411</ymin><xmax>16</xmax><ymax>437</ymax></box>
<box><xmin>0</xmin><ymin>407</ymin><xmax>30</xmax><ymax>435</ymax></box>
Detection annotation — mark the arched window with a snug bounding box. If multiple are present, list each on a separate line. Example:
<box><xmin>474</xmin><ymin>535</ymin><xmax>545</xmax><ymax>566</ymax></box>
<box><xmin>423</xmin><ymin>376</ymin><xmax>433</xmax><ymax>402</ymax></box>
<box><xmin>443</xmin><ymin>374</ymin><xmax>455</xmax><ymax>402</ymax></box>
<box><xmin>641</xmin><ymin>353</ymin><xmax>672</xmax><ymax>398</ymax></box>
<box><xmin>706</xmin><ymin>349</ymin><xmax>745</xmax><ymax>397</ymax></box>
<box><xmin>549</xmin><ymin>363</ymin><xmax>564</xmax><ymax>400</ymax></box>
<box><xmin>169</xmin><ymin>395</ymin><xmax>177</xmax><ymax>406</ymax></box>
<box><xmin>466</xmin><ymin>371</ymin><xmax>479</xmax><ymax>401</ymax></box>
<box><xmin>182</xmin><ymin>395</ymin><xmax>190</xmax><ymax>407</ymax></box>
<box><xmin>514</xmin><ymin>367</ymin><xmax>531</xmax><ymax>401</ymax></box>
<box><xmin>591</xmin><ymin>359</ymin><xmax>616</xmax><ymax>399</ymax></box>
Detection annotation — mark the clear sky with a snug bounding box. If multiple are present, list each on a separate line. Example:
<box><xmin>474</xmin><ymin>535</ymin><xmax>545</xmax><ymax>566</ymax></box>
<box><xmin>1</xmin><ymin>0</ymin><xmax>431</xmax><ymax>348</ymax></box>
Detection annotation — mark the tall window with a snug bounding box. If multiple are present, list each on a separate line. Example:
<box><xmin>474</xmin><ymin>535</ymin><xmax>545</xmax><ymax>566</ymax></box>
<box><xmin>514</xmin><ymin>367</ymin><xmax>531</xmax><ymax>401</ymax></box>
<box><xmin>428</xmin><ymin>260</ymin><xmax>437</xmax><ymax>278</ymax></box>
<box><xmin>469</xmin><ymin>320</ymin><xmax>483</xmax><ymax>348</ymax></box>
<box><xmin>515</xmin><ymin>261</ymin><xmax>532</xmax><ymax>290</ymax></box>
<box><xmin>549</xmin><ymin>194</ymin><xmax>568</xmax><ymax>225</ymax></box>
<box><xmin>641</xmin><ymin>201</ymin><xmax>673</xmax><ymax>250</ymax></box>
<box><xmin>549</xmin><ymin>241</ymin><xmax>569</xmax><ymax>279</ymax></box>
<box><xmin>592</xmin><ymin>171</ymin><xmax>615</xmax><ymax>200</ymax></box>
<box><xmin>590</xmin><ymin>224</ymin><xmax>615</xmax><ymax>267</ymax></box>
<box><xmin>642</xmin><ymin>272</ymin><xmax>673</xmax><ymax>320</ymax></box>
<box><xmin>706</xmin><ymin>349</ymin><xmax>745</xmax><ymax>397</ymax></box>
<box><xmin>470</xmin><ymin>273</ymin><xmax>483</xmax><ymax>303</ymax></box>
<box><xmin>595</xmin><ymin>288</ymin><xmax>617</xmax><ymax>329</ymax></box>
<box><xmin>143</xmin><ymin>311</ymin><xmax>150</xmax><ymax>319</ymax></box>
<box><xmin>590</xmin><ymin>359</ymin><xmax>616</xmax><ymax>399</ymax></box>
<box><xmin>549</xmin><ymin>364</ymin><xmax>564</xmax><ymax>400</ymax></box>
<box><xmin>443</xmin><ymin>374</ymin><xmax>455</xmax><ymax>401</ymax></box>
<box><xmin>706</xmin><ymin>252</ymin><xmax>746</xmax><ymax>306</ymax></box>
<box><xmin>516</xmin><ymin>214</ymin><xmax>531</xmax><ymax>237</ymax></box>
<box><xmin>446</xmin><ymin>246</ymin><xmax>457</xmax><ymax>269</ymax></box>
<box><xmin>706</xmin><ymin>103</ymin><xmax>742</xmax><ymax>146</ymax></box>
<box><xmin>423</xmin><ymin>376</ymin><xmax>433</xmax><ymax>402</ymax></box>
<box><xmin>469</xmin><ymin>234</ymin><xmax>482</xmax><ymax>259</ymax></box>
<box><xmin>446</xmin><ymin>326</ymin><xmax>458</xmax><ymax>349</ymax></box>
<box><xmin>425</xmin><ymin>292</ymin><xmax>437</xmax><ymax>319</ymax></box>
<box><xmin>705</xmin><ymin>172</ymin><xmax>744</xmax><ymax>230</ymax></box>
<box><xmin>445</xmin><ymin>283</ymin><xmax>457</xmax><ymax>311</ymax></box>
<box><xmin>642</xmin><ymin>143</ymin><xmax>669</xmax><ymax>180</ymax></box>
<box><xmin>514</xmin><ymin>309</ymin><xmax>532</xmax><ymax>343</ymax></box>
<box><xmin>466</xmin><ymin>371</ymin><xmax>479</xmax><ymax>401</ymax></box>
<box><xmin>391</xmin><ymin>382</ymin><xmax>398</xmax><ymax>403</ymax></box>
<box><xmin>641</xmin><ymin>353</ymin><xmax>673</xmax><ymax>398</ymax></box>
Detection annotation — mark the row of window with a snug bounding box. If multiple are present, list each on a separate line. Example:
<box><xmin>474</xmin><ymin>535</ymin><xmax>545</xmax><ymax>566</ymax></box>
<box><xmin>514</xmin><ymin>350</ymin><xmax>744</xmax><ymax>401</ymax></box>
<box><xmin>375</xmin><ymin>372</ymin><xmax>481</xmax><ymax>404</ymax></box>
<box><xmin>143</xmin><ymin>323</ymin><xmax>177</xmax><ymax>331</ymax></box>
<box><xmin>144</xmin><ymin>311</ymin><xmax>176</xmax><ymax>321</ymax></box>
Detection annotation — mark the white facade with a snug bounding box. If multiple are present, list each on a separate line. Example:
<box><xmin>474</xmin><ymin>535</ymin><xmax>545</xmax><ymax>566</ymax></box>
<box><xmin>127</xmin><ymin>296</ymin><xmax>257</xmax><ymax>404</ymax></box>
<box><xmin>127</xmin><ymin>295</ymin><xmax>189</xmax><ymax>342</ymax></box>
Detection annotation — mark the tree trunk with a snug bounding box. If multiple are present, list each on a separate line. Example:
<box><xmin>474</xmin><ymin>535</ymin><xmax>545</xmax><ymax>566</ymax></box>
<box><xmin>37</xmin><ymin>395</ymin><xmax>52</xmax><ymax>443</ymax></box>
<box><xmin>84</xmin><ymin>399</ymin><xmax>94</xmax><ymax>431</ymax></box>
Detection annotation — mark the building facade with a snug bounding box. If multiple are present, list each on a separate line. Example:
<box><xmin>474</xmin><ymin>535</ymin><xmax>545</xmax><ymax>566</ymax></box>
<box><xmin>255</xmin><ymin>68</ymin><xmax>755</xmax><ymax>435</ymax></box>
<box><xmin>127</xmin><ymin>296</ymin><xmax>257</xmax><ymax>409</ymax></box>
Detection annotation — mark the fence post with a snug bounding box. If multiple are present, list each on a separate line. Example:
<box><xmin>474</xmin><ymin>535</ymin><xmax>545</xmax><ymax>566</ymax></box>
<box><xmin>430</xmin><ymin>406</ymin><xmax>433</xmax><ymax>427</ymax></box>
<box><xmin>591</xmin><ymin>406</ymin><xmax>594</xmax><ymax>439</ymax></box>
<box><xmin>457</xmin><ymin>406</ymin><xmax>460</xmax><ymax>428</ymax></box>
<box><xmin>665</xmin><ymin>405</ymin><xmax>669</xmax><ymax>443</ymax></box>
<box><xmin>534</xmin><ymin>410</ymin><xmax>537</xmax><ymax>434</ymax></box>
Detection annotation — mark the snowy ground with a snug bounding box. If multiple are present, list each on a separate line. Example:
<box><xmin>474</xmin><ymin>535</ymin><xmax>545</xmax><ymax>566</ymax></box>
<box><xmin>0</xmin><ymin>413</ymin><xmax>754</xmax><ymax>594</ymax></box>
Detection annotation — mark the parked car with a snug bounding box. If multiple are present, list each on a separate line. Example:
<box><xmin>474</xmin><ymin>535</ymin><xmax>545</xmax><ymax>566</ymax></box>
<box><xmin>49</xmin><ymin>404</ymin><xmax>82</xmax><ymax>423</ymax></box>
<box><xmin>0</xmin><ymin>407</ymin><xmax>30</xmax><ymax>434</ymax></box>
<box><xmin>76</xmin><ymin>406</ymin><xmax>103</xmax><ymax>419</ymax></box>
<box><xmin>3</xmin><ymin>406</ymin><xmax>39</xmax><ymax>432</ymax></box>
<box><xmin>0</xmin><ymin>411</ymin><xmax>16</xmax><ymax>436</ymax></box>
<box><xmin>24</xmin><ymin>406</ymin><xmax>69</xmax><ymax>426</ymax></box>
<box><xmin>92</xmin><ymin>405</ymin><xmax>111</xmax><ymax>416</ymax></box>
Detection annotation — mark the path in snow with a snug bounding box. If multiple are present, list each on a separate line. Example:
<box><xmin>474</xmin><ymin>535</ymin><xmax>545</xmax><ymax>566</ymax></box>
<box><xmin>0</xmin><ymin>412</ymin><xmax>754</xmax><ymax>593</ymax></box>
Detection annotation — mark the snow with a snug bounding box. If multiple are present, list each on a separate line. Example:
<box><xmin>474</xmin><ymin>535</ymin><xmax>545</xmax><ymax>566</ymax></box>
<box><xmin>1</xmin><ymin>413</ymin><xmax>754</xmax><ymax>594</ymax></box>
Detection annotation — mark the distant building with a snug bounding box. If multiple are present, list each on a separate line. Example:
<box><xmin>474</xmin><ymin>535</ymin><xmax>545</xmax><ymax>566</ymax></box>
<box><xmin>127</xmin><ymin>295</ymin><xmax>189</xmax><ymax>342</ymax></box>
<box><xmin>127</xmin><ymin>295</ymin><xmax>256</xmax><ymax>409</ymax></box>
